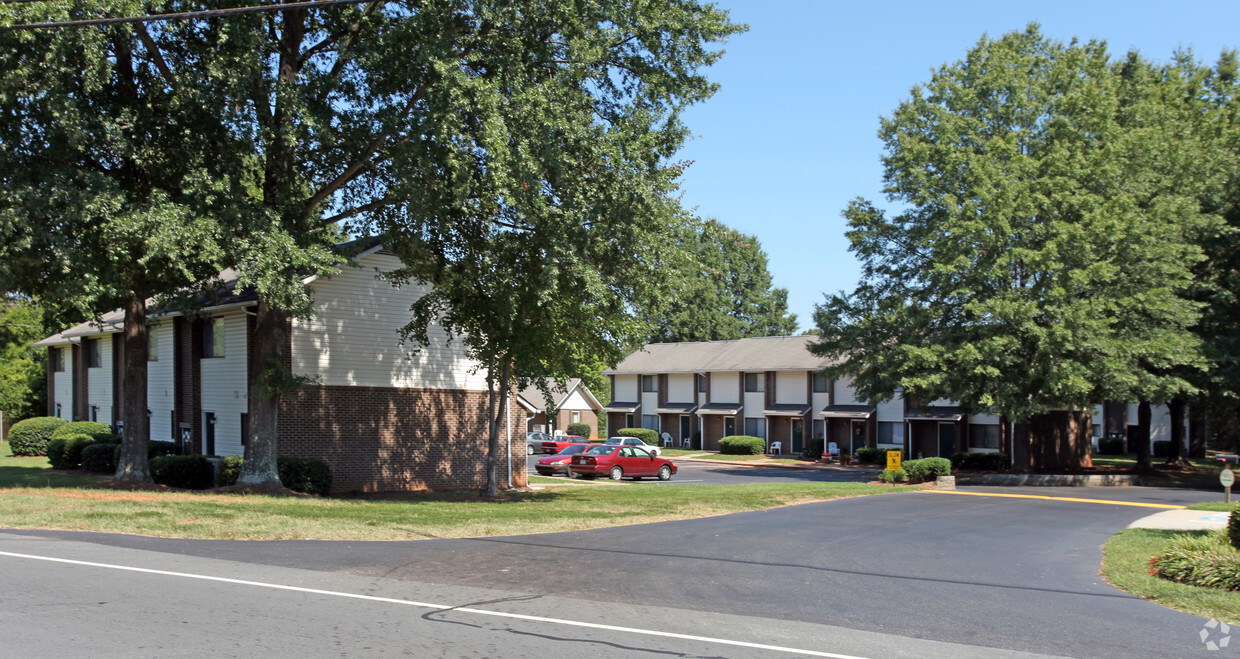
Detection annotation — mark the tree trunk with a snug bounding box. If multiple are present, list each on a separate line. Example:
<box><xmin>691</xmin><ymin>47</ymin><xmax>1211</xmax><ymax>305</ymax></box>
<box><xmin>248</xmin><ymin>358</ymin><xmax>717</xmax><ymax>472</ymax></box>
<box><xmin>116</xmin><ymin>278</ymin><xmax>151</xmax><ymax>482</ymax></box>
<box><xmin>1010</xmin><ymin>420</ymin><xmax>1031</xmax><ymax>474</ymax></box>
<box><xmin>238</xmin><ymin>298</ymin><xmax>286</xmax><ymax>487</ymax></box>
<box><xmin>1136</xmin><ymin>401</ymin><xmax>1152</xmax><ymax>471</ymax></box>
<box><xmin>483</xmin><ymin>359</ymin><xmax>512</xmax><ymax>498</ymax></box>
<box><xmin>1188</xmin><ymin>404</ymin><xmax>1207</xmax><ymax>459</ymax></box>
<box><xmin>1165</xmin><ymin>399</ymin><xmax>1190</xmax><ymax>467</ymax></box>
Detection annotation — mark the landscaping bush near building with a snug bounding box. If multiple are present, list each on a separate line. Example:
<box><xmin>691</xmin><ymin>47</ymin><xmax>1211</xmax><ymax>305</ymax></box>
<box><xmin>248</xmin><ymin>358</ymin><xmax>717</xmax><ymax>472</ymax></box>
<box><xmin>719</xmin><ymin>435</ymin><xmax>765</xmax><ymax>455</ymax></box>
<box><xmin>7</xmin><ymin>416</ymin><xmax>67</xmax><ymax>456</ymax></box>
<box><xmin>903</xmin><ymin>457</ymin><xmax>952</xmax><ymax>483</ymax></box>
<box><xmin>1230</xmin><ymin>503</ymin><xmax>1240</xmax><ymax>551</ymax></box>
<box><xmin>949</xmin><ymin>452</ymin><xmax>1009</xmax><ymax>471</ymax></box>
<box><xmin>616</xmin><ymin>428</ymin><xmax>658</xmax><ymax>445</ymax></box>
<box><xmin>879</xmin><ymin>468</ymin><xmax>907</xmax><ymax>483</ymax></box>
<box><xmin>853</xmin><ymin>449</ymin><xmax>902</xmax><ymax>464</ymax></box>
<box><xmin>1150</xmin><ymin>530</ymin><xmax>1240</xmax><ymax>592</ymax></box>
<box><xmin>46</xmin><ymin>434</ymin><xmax>99</xmax><ymax>470</ymax></box>
<box><xmin>81</xmin><ymin>442</ymin><xmax>119</xmax><ymax>473</ymax></box>
<box><xmin>217</xmin><ymin>455</ymin><xmax>333</xmax><ymax>495</ymax></box>
<box><xmin>566</xmin><ymin>422</ymin><xmax>592</xmax><ymax>438</ymax></box>
<box><xmin>1097</xmin><ymin>436</ymin><xmax>1124</xmax><ymax>455</ymax></box>
<box><xmin>50</xmin><ymin>421</ymin><xmax>114</xmax><ymax>441</ymax></box>
<box><xmin>150</xmin><ymin>455</ymin><xmax>215</xmax><ymax>489</ymax></box>
<box><xmin>1152</xmin><ymin>441</ymin><xmax>1171</xmax><ymax>458</ymax></box>
<box><xmin>806</xmin><ymin>437</ymin><xmax>824</xmax><ymax>458</ymax></box>
<box><xmin>110</xmin><ymin>439</ymin><xmax>182</xmax><ymax>470</ymax></box>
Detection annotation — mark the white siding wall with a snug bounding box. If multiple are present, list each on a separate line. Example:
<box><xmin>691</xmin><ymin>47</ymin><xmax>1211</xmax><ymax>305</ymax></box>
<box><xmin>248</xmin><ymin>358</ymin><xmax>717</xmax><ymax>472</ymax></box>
<box><xmin>667</xmin><ymin>374</ymin><xmax>694</xmax><ymax>403</ymax></box>
<box><xmin>87</xmin><ymin>337</ymin><xmax>113</xmax><ymax>424</ymax></box>
<box><xmin>811</xmin><ymin>392</ymin><xmax>830</xmax><ymax>417</ymax></box>
<box><xmin>200</xmin><ymin>312</ymin><xmax>248</xmax><ymax>457</ymax></box>
<box><xmin>877</xmin><ymin>393</ymin><xmax>904</xmax><ymax>423</ymax></box>
<box><xmin>710</xmin><ymin>372</ymin><xmax>739</xmax><ymax>404</ymax></box>
<box><xmin>743</xmin><ymin>392</ymin><xmax>765</xmax><ymax>419</ymax></box>
<box><xmin>54</xmin><ymin>349</ymin><xmax>72</xmax><ymax>420</ymax></box>
<box><xmin>640</xmin><ymin>392</ymin><xmax>659</xmax><ymax>421</ymax></box>
<box><xmin>833</xmin><ymin>377</ymin><xmax>859</xmax><ymax>406</ymax></box>
<box><xmin>292</xmin><ymin>252</ymin><xmax>487</xmax><ymax>391</ymax></box>
<box><xmin>147</xmin><ymin>322</ymin><xmax>176</xmax><ymax>441</ymax></box>
<box><xmin>614</xmin><ymin>375</ymin><xmax>638</xmax><ymax>402</ymax></box>
<box><xmin>561</xmin><ymin>388</ymin><xmax>592</xmax><ymax>413</ymax></box>
<box><xmin>775</xmin><ymin>371</ymin><xmax>806</xmax><ymax>405</ymax></box>
<box><xmin>1125</xmin><ymin>403</ymin><xmax>1186</xmax><ymax>447</ymax></box>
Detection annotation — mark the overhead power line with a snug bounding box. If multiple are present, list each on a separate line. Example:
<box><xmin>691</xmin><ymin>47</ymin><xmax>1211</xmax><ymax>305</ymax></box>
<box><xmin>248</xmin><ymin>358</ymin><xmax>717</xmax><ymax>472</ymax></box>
<box><xmin>0</xmin><ymin>0</ymin><xmax>376</xmax><ymax>31</ymax></box>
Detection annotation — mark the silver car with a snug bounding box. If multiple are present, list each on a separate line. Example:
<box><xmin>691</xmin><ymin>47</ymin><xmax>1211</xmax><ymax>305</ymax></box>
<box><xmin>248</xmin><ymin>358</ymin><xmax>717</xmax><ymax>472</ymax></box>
<box><xmin>526</xmin><ymin>432</ymin><xmax>551</xmax><ymax>455</ymax></box>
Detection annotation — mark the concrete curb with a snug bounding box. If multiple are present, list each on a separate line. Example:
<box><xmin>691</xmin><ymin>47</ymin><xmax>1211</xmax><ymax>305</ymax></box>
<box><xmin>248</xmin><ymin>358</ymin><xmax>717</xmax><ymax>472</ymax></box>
<box><xmin>1128</xmin><ymin>509</ymin><xmax>1232</xmax><ymax>531</ymax></box>
<box><xmin>978</xmin><ymin>473</ymin><xmax>1141</xmax><ymax>487</ymax></box>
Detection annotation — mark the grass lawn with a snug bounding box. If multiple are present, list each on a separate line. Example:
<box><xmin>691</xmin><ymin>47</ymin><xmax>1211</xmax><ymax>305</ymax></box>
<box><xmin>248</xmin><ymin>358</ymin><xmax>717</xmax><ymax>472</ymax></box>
<box><xmin>1186</xmin><ymin>502</ymin><xmax>1239</xmax><ymax>512</ymax></box>
<box><xmin>1090</xmin><ymin>455</ymin><xmax>1228</xmax><ymax>489</ymax></box>
<box><xmin>1102</xmin><ymin>528</ymin><xmax>1240</xmax><ymax>626</ymax></box>
<box><xmin>0</xmin><ymin>440</ymin><xmax>905</xmax><ymax>541</ymax></box>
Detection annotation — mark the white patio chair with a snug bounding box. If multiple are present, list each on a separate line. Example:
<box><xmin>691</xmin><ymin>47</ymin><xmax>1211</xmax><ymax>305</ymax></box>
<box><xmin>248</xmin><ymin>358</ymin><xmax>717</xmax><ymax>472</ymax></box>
<box><xmin>661</xmin><ymin>432</ymin><xmax>673</xmax><ymax>447</ymax></box>
<box><xmin>769</xmin><ymin>441</ymin><xmax>782</xmax><ymax>454</ymax></box>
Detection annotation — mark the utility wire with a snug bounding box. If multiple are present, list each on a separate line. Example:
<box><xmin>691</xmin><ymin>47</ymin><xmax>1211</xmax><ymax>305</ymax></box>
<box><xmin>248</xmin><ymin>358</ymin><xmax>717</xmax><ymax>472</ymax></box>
<box><xmin>0</xmin><ymin>0</ymin><xmax>376</xmax><ymax>31</ymax></box>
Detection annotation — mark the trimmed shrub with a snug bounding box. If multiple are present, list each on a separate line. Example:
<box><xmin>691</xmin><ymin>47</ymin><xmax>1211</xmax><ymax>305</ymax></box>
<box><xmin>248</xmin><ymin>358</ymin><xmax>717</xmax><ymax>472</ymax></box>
<box><xmin>81</xmin><ymin>443</ymin><xmax>119</xmax><ymax>473</ymax></box>
<box><xmin>150</xmin><ymin>455</ymin><xmax>215</xmax><ymax>489</ymax></box>
<box><xmin>1230</xmin><ymin>503</ymin><xmax>1240</xmax><ymax>552</ymax></box>
<box><xmin>805</xmin><ymin>437</ymin><xmax>824</xmax><ymax>458</ymax></box>
<box><xmin>903</xmin><ymin>457</ymin><xmax>952</xmax><ymax>483</ymax></box>
<box><xmin>566</xmin><ymin>422</ymin><xmax>592</xmax><ymax>438</ymax></box>
<box><xmin>215</xmin><ymin>456</ymin><xmax>333</xmax><ymax>495</ymax></box>
<box><xmin>50</xmin><ymin>421</ymin><xmax>113</xmax><ymax>441</ymax></box>
<box><xmin>218</xmin><ymin>456</ymin><xmax>244</xmax><ymax>486</ymax></box>
<box><xmin>1150</xmin><ymin>530</ymin><xmax>1240</xmax><ymax>591</ymax></box>
<box><xmin>949</xmin><ymin>452</ymin><xmax>1009</xmax><ymax>471</ymax></box>
<box><xmin>278</xmin><ymin>457</ymin><xmax>333</xmax><ymax>495</ymax></box>
<box><xmin>8</xmin><ymin>416</ymin><xmax>68</xmax><ymax>456</ymax></box>
<box><xmin>719</xmin><ymin>435</ymin><xmax>765</xmax><ymax>455</ymax></box>
<box><xmin>47</xmin><ymin>434</ymin><xmax>97</xmax><ymax>470</ymax></box>
<box><xmin>855</xmin><ymin>448</ymin><xmax>889</xmax><ymax>465</ymax></box>
<box><xmin>1152</xmin><ymin>440</ymin><xmax>1171</xmax><ymax>458</ymax></box>
<box><xmin>615</xmin><ymin>428</ymin><xmax>658</xmax><ymax>446</ymax></box>
<box><xmin>879</xmin><ymin>468</ymin><xmax>907</xmax><ymax>483</ymax></box>
<box><xmin>147</xmin><ymin>440</ymin><xmax>181</xmax><ymax>458</ymax></box>
<box><xmin>1097</xmin><ymin>436</ymin><xmax>1124</xmax><ymax>455</ymax></box>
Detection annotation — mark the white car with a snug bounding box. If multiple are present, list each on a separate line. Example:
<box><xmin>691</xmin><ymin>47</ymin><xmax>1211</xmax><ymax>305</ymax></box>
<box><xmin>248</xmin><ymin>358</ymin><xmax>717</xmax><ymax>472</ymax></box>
<box><xmin>603</xmin><ymin>436</ymin><xmax>661</xmax><ymax>457</ymax></box>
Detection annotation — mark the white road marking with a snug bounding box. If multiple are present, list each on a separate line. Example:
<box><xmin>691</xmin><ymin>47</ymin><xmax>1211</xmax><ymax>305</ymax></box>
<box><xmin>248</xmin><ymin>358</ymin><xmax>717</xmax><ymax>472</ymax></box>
<box><xmin>0</xmin><ymin>550</ymin><xmax>868</xmax><ymax>659</ymax></box>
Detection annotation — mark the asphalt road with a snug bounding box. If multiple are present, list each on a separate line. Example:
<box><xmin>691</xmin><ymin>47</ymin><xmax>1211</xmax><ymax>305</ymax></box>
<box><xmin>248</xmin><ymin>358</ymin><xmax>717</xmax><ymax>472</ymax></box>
<box><xmin>528</xmin><ymin>452</ymin><xmax>880</xmax><ymax>484</ymax></box>
<box><xmin>0</xmin><ymin>485</ymin><xmax>1233</xmax><ymax>658</ymax></box>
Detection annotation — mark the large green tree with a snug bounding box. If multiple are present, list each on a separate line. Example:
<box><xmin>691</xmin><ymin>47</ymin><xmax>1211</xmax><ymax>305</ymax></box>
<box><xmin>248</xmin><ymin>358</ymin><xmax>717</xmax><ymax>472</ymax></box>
<box><xmin>811</xmin><ymin>26</ymin><xmax>1221</xmax><ymax>471</ymax></box>
<box><xmin>644</xmin><ymin>218</ymin><xmax>797</xmax><ymax>343</ymax></box>
<box><xmin>378</xmin><ymin>2</ymin><xmax>742</xmax><ymax>495</ymax></box>
<box><xmin>0</xmin><ymin>295</ymin><xmax>47</xmax><ymax>424</ymax></box>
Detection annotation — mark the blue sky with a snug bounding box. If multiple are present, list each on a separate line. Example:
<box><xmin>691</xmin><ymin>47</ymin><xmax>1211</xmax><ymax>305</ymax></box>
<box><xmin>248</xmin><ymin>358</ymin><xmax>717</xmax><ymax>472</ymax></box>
<box><xmin>674</xmin><ymin>0</ymin><xmax>1240</xmax><ymax>330</ymax></box>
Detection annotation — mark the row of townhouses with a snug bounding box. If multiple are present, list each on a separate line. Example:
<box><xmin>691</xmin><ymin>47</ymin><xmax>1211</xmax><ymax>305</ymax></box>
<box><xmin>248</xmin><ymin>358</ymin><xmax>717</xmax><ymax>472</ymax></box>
<box><xmin>603</xmin><ymin>336</ymin><xmax>1191</xmax><ymax>459</ymax></box>
<box><xmin>35</xmin><ymin>243</ymin><xmax>527</xmax><ymax>493</ymax></box>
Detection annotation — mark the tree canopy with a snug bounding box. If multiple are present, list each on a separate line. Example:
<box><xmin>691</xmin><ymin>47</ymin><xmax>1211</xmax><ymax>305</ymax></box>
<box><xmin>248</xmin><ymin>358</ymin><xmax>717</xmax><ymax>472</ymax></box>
<box><xmin>0</xmin><ymin>296</ymin><xmax>47</xmax><ymax>422</ymax></box>
<box><xmin>811</xmin><ymin>25</ymin><xmax>1226</xmax><ymax>429</ymax></box>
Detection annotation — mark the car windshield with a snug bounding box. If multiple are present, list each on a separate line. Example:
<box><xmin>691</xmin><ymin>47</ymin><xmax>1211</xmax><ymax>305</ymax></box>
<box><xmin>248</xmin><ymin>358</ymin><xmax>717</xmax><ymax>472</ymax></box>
<box><xmin>603</xmin><ymin>437</ymin><xmax>627</xmax><ymax>445</ymax></box>
<box><xmin>584</xmin><ymin>445</ymin><xmax>615</xmax><ymax>456</ymax></box>
<box><xmin>558</xmin><ymin>444</ymin><xmax>588</xmax><ymax>455</ymax></box>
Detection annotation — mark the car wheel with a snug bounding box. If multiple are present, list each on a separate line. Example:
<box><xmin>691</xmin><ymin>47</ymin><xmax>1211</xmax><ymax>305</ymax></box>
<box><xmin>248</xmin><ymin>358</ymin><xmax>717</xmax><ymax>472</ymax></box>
<box><xmin>609</xmin><ymin>466</ymin><xmax>623</xmax><ymax>481</ymax></box>
<box><xmin>658</xmin><ymin>465</ymin><xmax>672</xmax><ymax>481</ymax></box>
<box><xmin>526</xmin><ymin>444</ymin><xmax>534</xmax><ymax>455</ymax></box>
<box><xmin>566</xmin><ymin>468</ymin><xmax>577</xmax><ymax>479</ymax></box>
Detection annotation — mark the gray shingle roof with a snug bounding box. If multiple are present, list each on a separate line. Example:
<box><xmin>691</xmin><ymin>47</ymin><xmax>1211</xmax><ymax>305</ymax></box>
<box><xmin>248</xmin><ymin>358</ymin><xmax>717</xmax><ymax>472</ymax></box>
<box><xmin>604</xmin><ymin>335</ymin><xmax>837</xmax><ymax>375</ymax></box>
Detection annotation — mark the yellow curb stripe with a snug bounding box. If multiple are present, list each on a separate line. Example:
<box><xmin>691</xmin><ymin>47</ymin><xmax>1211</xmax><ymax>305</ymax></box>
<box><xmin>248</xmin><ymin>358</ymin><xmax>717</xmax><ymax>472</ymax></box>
<box><xmin>926</xmin><ymin>490</ymin><xmax>1186</xmax><ymax>509</ymax></box>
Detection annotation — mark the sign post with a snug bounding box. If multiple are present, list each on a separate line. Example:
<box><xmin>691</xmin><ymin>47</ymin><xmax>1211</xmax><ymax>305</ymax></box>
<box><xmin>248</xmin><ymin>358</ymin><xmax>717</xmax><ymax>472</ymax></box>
<box><xmin>1221</xmin><ymin>468</ymin><xmax>1234</xmax><ymax>505</ymax></box>
<box><xmin>886</xmin><ymin>450</ymin><xmax>902</xmax><ymax>473</ymax></box>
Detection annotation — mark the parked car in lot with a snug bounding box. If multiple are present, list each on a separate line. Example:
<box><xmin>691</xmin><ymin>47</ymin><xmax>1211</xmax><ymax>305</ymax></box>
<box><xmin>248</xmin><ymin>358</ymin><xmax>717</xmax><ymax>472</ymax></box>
<box><xmin>569</xmin><ymin>444</ymin><xmax>677</xmax><ymax>481</ymax></box>
<box><xmin>534</xmin><ymin>444</ymin><xmax>591</xmax><ymax>477</ymax></box>
<box><xmin>526</xmin><ymin>432</ymin><xmax>551</xmax><ymax>455</ymax></box>
<box><xmin>602</xmin><ymin>435</ymin><xmax>662</xmax><ymax>457</ymax></box>
<box><xmin>541</xmin><ymin>435</ymin><xmax>590</xmax><ymax>454</ymax></box>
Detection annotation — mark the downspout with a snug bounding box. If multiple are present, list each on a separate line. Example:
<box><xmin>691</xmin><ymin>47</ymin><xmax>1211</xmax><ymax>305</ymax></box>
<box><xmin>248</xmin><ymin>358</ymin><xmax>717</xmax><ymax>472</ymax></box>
<box><xmin>507</xmin><ymin>392</ymin><xmax>513</xmax><ymax>488</ymax></box>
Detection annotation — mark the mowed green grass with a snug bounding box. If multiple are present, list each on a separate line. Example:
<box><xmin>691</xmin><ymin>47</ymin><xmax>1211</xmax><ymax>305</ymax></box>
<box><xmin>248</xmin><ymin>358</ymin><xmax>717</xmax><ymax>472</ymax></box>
<box><xmin>0</xmin><ymin>440</ymin><xmax>108</xmax><ymax>488</ymax></box>
<box><xmin>0</xmin><ymin>440</ymin><xmax>902</xmax><ymax>541</ymax></box>
<box><xmin>1102</xmin><ymin>528</ymin><xmax>1240</xmax><ymax>626</ymax></box>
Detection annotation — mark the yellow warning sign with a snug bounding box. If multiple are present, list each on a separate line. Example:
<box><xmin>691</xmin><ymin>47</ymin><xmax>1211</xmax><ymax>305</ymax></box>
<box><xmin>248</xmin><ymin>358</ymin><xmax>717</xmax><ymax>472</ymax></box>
<box><xmin>886</xmin><ymin>450</ymin><xmax>902</xmax><ymax>471</ymax></box>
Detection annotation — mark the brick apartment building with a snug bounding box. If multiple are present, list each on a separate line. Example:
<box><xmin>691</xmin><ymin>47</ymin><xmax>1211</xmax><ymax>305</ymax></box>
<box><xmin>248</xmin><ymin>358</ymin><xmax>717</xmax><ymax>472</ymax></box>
<box><xmin>516</xmin><ymin>378</ymin><xmax>604</xmax><ymax>438</ymax></box>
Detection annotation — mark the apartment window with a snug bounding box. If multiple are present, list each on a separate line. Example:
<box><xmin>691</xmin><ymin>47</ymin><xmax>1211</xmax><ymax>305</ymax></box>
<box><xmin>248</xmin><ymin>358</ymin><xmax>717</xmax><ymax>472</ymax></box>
<box><xmin>878</xmin><ymin>422</ymin><xmax>899</xmax><ymax>445</ymax></box>
<box><xmin>697</xmin><ymin>374</ymin><xmax>706</xmax><ymax>393</ymax></box>
<box><xmin>744</xmin><ymin>418</ymin><xmax>765</xmax><ymax>438</ymax></box>
<box><xmin>812</xmin><ymin>419</ymin><xmax>825</xmax><ymax>440</ymax></box>
<box><xmin>812</xmin><ymin>372</ymin><xmax>828</xmax><ymax>393</ymax></box>
<box><xmin>203</xmin><ymin>318</ymin><xmax>225</xmax><ymax>358</ymax></box>
<box><xmin>85</xmin><ymin>338</ymin><xmax>101</xmax><ymax>368</ymax></box>
<box><xmin>642</xmin><ymin>415</ymin><xmax>659</xmax><ymax>431</ymax></box>
<box><xmin>89</xmin><ymin>405</ymin><xmax>99</xmax><ymax>422</ymax></box>
<box><xmin>969</xmin><ymin>424</ymin><xmax>1001</xmax><ymax>450</ymax></box>
<box><xmin>55</xmin><ymin>403</ymin><xmax>62</xmax><ymax>419</ymax></box>
<box><xmin>148</xmin><ymin>328</ymin><xmax>159</xmax><ymax>361</ymax></box>
<box><xmin>744</xmin><ymin>373</ymin><xmax>764</xmax><ymax>393</ymax></box>
<box><xmin>571</xmin><ymin>410</ymin><xmax>581</xmax><ymax>423</ymax></box>
<box><xmin>625</xmin><ymin>413</ymin><xmax>635</xmax><ymax>428</ymax></box>
<box><xmin>642</xmin><ymin>375</ymin><xmax>658</xmax><ymax>392</ymax></box>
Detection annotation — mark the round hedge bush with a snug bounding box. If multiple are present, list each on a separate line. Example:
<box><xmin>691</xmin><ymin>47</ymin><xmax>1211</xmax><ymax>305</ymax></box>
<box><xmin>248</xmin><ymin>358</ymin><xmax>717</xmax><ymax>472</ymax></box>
<box><xmin>8</xmin><ymin>416</ymin><xmax>68</xmax><ymax>456</ymax></box>
<box><xmin>47</xmin><ymin>434</ymin><xmax>100</xmax><ymax>470</ymax></box>
<box><xmin>566</xmin><ymin>422</ymin><xmax>592</xmax><ymax>438</ymax></box>
<box><xmin>81</xmin><ymin>443</ymin><xmax>120</xmax><ymax>473</ymax></box>
<box><xmin>719</xmin><ymin>435</ymin><xmax>766</xmax><ymax>455</ymax></box>
<box><xmin>50</xmin><ymin>421</ymin><xmax>114</xmax><ymax>441</ymax></box>
<box><xmin>615</xmin><ymin>428</ymin><xmax>659</xmax><ymax>446</ymax></box>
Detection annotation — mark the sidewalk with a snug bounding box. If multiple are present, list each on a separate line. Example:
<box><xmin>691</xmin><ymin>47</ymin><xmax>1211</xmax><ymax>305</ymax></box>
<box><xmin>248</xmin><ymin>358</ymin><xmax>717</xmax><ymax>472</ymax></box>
<box><xmin>1128</xmin><ymin>509</ymin><xmax>1233</xmax><ymax>531</ymax></box>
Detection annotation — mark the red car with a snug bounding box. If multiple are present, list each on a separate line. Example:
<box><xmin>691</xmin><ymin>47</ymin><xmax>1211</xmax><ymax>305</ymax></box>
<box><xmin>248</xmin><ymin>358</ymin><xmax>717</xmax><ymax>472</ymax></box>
<box><xmin>534</xmin><ymin>444</ymin><xmax>591</xmax><ymax>477</ymax></box>
<box><xmin>569</xmin><ymin>444</ymin><xmax>677</xmax><ymax>481</ymax></box>
<box><xmin>541</xmin><ymin>435</ymin><xmax>590</xmax><ymax>454</ymax></box>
